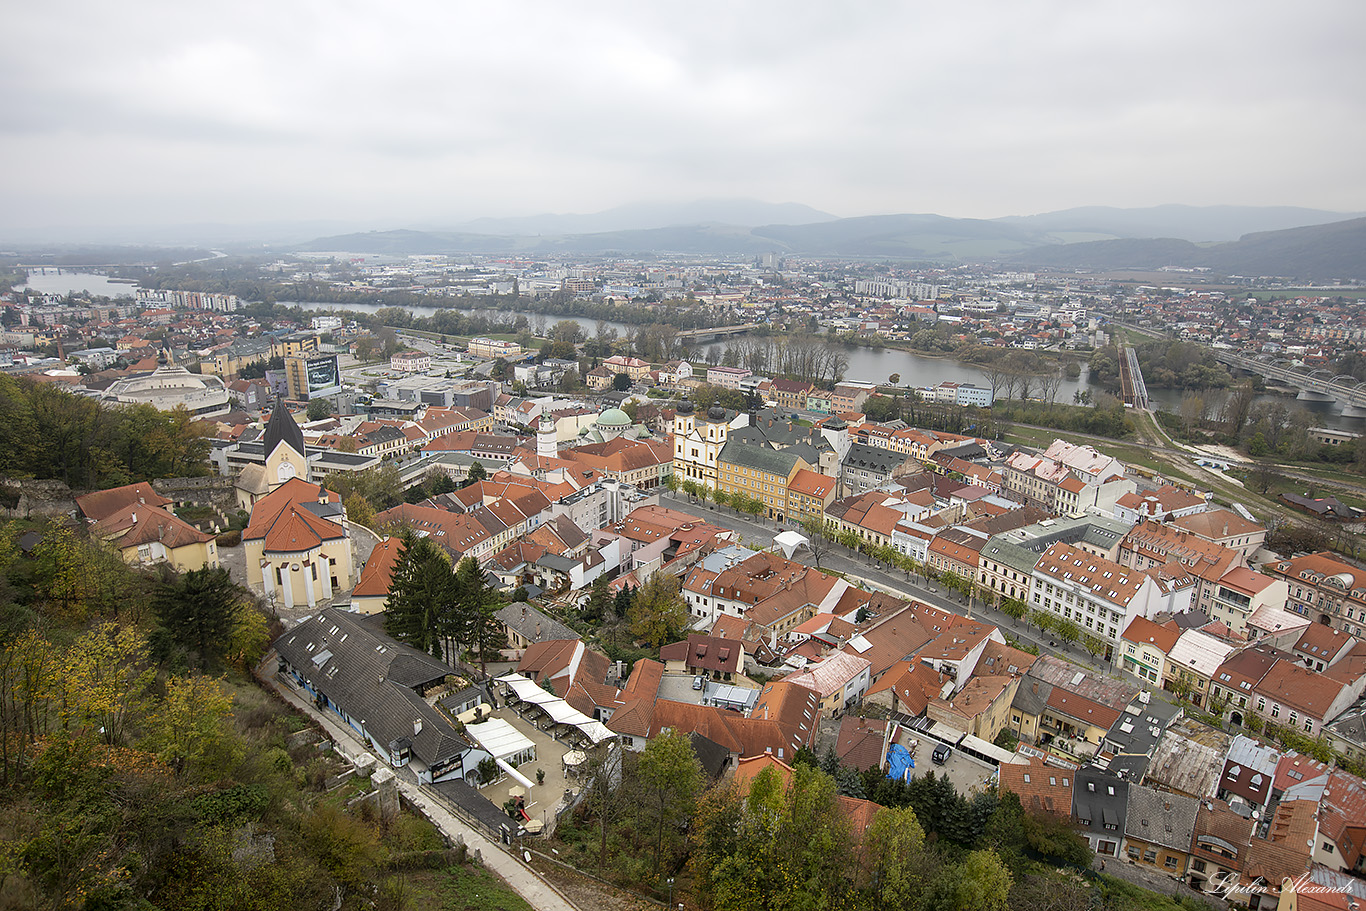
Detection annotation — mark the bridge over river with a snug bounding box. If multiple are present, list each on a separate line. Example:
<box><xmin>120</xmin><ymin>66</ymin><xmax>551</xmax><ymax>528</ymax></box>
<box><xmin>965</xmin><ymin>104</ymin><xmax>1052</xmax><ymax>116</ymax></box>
<box><xmin>677</xmin><ymin>323</ymin><xmax>762</xmax><ymax>343</ymax></box>
<box><xmin>1214</xmin><ymin>350</ymin><xmax>1366</xmax><ymax>412</ymax></box>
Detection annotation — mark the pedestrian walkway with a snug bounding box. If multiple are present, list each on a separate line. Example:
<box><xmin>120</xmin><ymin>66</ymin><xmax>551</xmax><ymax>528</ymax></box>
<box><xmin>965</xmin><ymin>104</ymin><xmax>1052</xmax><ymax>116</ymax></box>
<box><xmin>259</xmin><ymin>657</ymin><xmax>581</xmax><ymax>911</ymax></box>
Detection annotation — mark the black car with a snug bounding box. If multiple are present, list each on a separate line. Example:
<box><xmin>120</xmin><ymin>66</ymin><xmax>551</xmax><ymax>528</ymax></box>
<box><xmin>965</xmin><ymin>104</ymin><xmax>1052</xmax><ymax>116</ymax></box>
<box><xmin>931</xmin><ymin>743</ymin><xmax>951</xmax><ymax>765</ymax></box>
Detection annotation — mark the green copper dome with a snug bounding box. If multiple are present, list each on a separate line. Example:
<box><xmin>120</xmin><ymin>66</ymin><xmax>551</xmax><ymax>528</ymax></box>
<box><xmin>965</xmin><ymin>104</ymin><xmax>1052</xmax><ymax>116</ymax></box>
<box><xmin>596</xmin><ymin>407</ymin><xmax>631</xmax><ymax>426</ymax></box>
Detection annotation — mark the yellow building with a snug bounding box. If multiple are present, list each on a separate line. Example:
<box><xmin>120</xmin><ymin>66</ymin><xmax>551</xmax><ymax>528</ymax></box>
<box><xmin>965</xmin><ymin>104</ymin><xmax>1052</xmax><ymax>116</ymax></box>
<box><xmin>716</xmin><ymin>441</ymin><xmax>808</xmax><ymax>522</ymax></box>
<box><xmin>785</xmin><ymin>468</ymin><xmax>837</xmax><ymax>525</ymax></box>
<box><xmin>92</xmin><ymin>504</ymin><xmax>218</xmax><ymax>572</ymax></box>
<box><xmin>244</xmin><ymin>477</ymin><xmax>354</xmax><ymax>610</ymax></box>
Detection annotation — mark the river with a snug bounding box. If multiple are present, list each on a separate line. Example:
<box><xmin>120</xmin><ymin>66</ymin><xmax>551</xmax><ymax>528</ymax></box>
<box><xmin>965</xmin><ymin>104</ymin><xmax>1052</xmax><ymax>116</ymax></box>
<box><xmin>18</xmin><ymin>268</ymin><xmax>139</xmax><ymax>298</ymax></box>
<box><xmin>289</xmin><ymin>299</ymin><xmax>1364</xmax><ymax>430</ymax></box>
<box><xmin>20</xmin><ymin>278</ymin><xmax>1356</xmax><ymax>431</ymax></box>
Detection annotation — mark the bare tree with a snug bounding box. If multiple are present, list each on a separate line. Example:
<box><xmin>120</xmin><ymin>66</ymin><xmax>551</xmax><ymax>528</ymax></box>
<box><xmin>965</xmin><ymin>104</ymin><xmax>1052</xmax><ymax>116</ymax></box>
<box><xmin>1037</xmin><ymin>368</ymin><xmax>1063</xmax><ymax>408</ymax></box>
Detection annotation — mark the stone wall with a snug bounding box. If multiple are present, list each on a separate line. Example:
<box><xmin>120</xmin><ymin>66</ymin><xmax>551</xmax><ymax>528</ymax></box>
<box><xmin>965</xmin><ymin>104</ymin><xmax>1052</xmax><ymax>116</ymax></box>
<box><xmin>0</xmin><ymin>478</ymin><xmax>77</xmax><ymax>519</ymax></box>
<box><xmin>151</xmin><ymin>476</ymin><xmax>238</xmax><ymax>509</ymax></box>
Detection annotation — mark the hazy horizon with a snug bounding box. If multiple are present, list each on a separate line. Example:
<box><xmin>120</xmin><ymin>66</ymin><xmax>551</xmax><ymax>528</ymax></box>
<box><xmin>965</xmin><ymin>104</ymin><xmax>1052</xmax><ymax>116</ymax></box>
<box><xmin>3</xmin><ymin>1</ymin><xmax>1363</xmax><ymax>240</ymax></box>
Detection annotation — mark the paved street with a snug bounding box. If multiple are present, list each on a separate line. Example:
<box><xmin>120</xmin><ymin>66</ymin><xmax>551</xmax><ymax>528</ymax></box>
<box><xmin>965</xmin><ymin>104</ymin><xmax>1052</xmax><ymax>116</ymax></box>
<box><xmin>660</xmin><ymin>492</ymin><xmax>1112</xmax><ymax>675</ymax></box>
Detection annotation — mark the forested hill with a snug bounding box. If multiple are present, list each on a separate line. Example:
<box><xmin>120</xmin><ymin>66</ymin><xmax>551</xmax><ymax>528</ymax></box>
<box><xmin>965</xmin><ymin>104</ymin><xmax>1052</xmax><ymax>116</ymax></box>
<box><xmin>1011</xmin><ymin>217</ymin><xmax>1366</xmax><ymax>281</ymax></box>
<box><xmin>0</xmin><ymin>375</ymin><xmax>210</xmax><ymax>490</ymax></box>
<box><xmin>295</xmin><ymin>213</ymin><xmax>1366</xmax><ymax>280</ymax></box>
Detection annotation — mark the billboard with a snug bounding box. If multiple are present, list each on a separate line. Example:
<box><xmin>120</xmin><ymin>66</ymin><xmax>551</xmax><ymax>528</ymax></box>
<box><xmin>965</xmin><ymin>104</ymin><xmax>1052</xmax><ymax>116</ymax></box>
<box><xmin>303</xmin><ymin>354</ymin><xmax>341</xmax><ymax>399</ymax></box>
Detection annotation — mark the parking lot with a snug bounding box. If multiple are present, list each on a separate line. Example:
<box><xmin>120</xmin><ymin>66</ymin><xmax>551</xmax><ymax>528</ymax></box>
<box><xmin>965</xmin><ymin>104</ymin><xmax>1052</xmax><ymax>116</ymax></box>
<box><xmin>890</xmin><ymin>729</ymin><xmax>998</xmax><ymax>796</ymax></box>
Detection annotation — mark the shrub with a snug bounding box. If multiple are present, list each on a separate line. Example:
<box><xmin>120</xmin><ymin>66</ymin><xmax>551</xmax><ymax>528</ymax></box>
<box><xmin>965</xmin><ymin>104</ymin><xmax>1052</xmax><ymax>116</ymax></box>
<box><xmin>216</xmin><ymin>529</ymin><xmax>242</xmax><ymax>547</ymax></box>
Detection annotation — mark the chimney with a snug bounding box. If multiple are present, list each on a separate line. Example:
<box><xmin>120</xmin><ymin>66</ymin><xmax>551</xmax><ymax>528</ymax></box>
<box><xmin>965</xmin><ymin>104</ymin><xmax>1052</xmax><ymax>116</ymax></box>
<box><xmin>413</xmin><ymin>719</ymin><xmax>422</xmax><ymax>736</ymax></box>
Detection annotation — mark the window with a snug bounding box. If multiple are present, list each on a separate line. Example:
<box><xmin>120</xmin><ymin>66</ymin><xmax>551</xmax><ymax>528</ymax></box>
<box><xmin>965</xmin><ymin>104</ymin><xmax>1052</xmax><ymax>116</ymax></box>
<box><xmin>1143</xmin><ymin>849</ymin><xmax>1157</xmax><ymax>863</ymax></box>
<box><xmin>1163</xmin><ymin>856</ymin><xmax>1178</xmax><ymax>869</ymax></box>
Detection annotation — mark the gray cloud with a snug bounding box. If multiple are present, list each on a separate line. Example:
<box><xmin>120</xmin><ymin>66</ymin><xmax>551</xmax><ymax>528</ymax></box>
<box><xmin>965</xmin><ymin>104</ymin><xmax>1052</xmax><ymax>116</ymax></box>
<box><xmin>2</xmin><ymin>0</ymin><xmax>1363</xmax><ymax>235</ymax></box>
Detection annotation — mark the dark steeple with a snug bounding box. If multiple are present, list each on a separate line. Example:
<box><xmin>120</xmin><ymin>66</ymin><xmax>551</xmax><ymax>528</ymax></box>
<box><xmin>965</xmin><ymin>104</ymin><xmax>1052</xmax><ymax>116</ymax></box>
<box><xmin>264</xmin><ymin>396</ymin><xmax>306</xmax><ymax>462</ymax></box>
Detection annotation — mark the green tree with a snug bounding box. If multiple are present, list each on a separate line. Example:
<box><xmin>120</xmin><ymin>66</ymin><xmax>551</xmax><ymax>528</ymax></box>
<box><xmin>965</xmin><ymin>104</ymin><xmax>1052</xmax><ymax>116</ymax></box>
<box><xmin>383</xmin><ymin>533</ymin><xmax>453</xmax><ymax>657</ymax></box>
<box><xmin>663</xmin><ymin>473</ymin><xmax>680</xmax><ymax>495</ymax></box>
<box><xmin>582</xmin><ymin>574</ymin><xmax>613</xmax><ymax>624</ymax></box>
<box><xmin>712</xmin><ymin>488</ymin><xmax>730</xmax><ymax>510</ymax></box>
<box><xmin>305</xmin><ymin>398</ymin><xmax>333</xmax><ymax>421</ymax></box>
<box><xmin>801</xmin><ymin>517</ymin><xmax>832</xmax><ymax>568</ymax></box>
<box><xmin>454</xmin><ymin>556</ymin><xmax>503</xmax><ymax>676</ymax></box>
<box><xmin>152</xmin><ymin>566</ymin><xmax>243</xmax><ymax>670</ymax></box>
<box><xmin>627</xmin><ymin>572</ymin><xmax>688</xmax><ymax>648</ymax></box>
<box><xmin>928</xmin><ymin>849</ymin><xmax>1012</xmax><ymax>911</ymax></box>
<box><xmin>466</xmin><ymin>460</ymin><xmax>487</xmax><ymax>485</ymax></box>
<box><xmin>612</xmin><ymin>372</ymin><xmax>632</xmax><ymax>391</ymax></box>
<box><xmin>636</xmin><ymin>729</ymin><xmax>704</xmax><ymax>875</ymax></box>
<box><xmin>1055</xmin><ymin>618</ymin><xmax>1080</xmax><ymax>645</ymax></box>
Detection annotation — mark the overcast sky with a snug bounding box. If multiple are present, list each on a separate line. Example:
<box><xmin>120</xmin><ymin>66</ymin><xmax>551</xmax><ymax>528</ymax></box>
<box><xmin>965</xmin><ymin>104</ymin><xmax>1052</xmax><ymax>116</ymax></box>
<box><xmin>3</xmin><ymin>1</ymin><xmax>1363</xmax><ymax>236</ymax></box>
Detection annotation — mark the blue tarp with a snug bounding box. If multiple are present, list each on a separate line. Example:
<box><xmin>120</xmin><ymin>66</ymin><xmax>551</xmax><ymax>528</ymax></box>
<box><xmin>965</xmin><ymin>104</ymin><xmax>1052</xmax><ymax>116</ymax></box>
<box><xmin>886</xmin><ymin>743</ymin><xmax>914</xmax><ymax>780</ymax></box>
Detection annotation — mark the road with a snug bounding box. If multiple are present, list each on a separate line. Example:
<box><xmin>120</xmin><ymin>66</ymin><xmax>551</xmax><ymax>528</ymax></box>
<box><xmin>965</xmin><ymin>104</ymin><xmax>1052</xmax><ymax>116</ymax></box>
<box><xmin>660</xmin><ymin>492</ymin><xmax>1113</xmax><ymax>675</ymax></box>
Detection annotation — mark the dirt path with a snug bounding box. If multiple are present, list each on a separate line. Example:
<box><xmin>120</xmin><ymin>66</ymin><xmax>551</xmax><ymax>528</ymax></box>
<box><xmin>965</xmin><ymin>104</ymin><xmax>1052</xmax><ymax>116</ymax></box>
<box><xmin>523</xmin><ymin>852</ymin><xmax>659</xmax><ymax>911</ymax></box>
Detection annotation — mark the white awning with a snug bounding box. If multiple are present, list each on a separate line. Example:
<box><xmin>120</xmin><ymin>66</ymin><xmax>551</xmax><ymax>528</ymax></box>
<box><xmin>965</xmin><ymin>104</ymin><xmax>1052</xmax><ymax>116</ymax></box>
<box><xmin>496</xmin><ymin>756</ymin><xmax>535</xmax><ymax>790</ymax></box>
<box><xmin>465</xmin><ymin>717</ymin><xmax>536</xmax><ymax>761</ymax></box>
<box><xmin>496</xmin><ymin>672</ymin><xmax>615</xmax><ymax>744</ymax></box>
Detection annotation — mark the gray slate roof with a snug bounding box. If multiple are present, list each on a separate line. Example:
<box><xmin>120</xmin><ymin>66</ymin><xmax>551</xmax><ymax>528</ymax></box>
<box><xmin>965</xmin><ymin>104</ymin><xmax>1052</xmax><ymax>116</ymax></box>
<box><xmin>274</xmin><ymin>608</ymin><xmax>472</xmax><ymax>772</ymax></box>
<box><xmin>717</xmin><ymin>440</ymin><xmax>803</xmax><ymax>475</ymax></box>
<box><xmin>496</xmin><ymin>602</ymin><xmax>578</xmax><ymax>645</ymax></box>
<box><xmin>843</xmin><ymin>441</ymin><xmax>910</xmax><ymax>474</ymax></box>
<box><xmin>1124</xmin><ymin>784</ymin><xmax>1199</xmax><ymax>851</ymax></box>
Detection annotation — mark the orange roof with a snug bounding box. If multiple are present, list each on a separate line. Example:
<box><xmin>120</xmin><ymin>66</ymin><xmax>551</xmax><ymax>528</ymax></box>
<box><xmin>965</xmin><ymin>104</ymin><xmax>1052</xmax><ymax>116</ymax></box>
<box><xmin>243</xmin><ymin>477</ymin><xmax>345</xmax><ymax>554</ymax></box>
<box><xmin>999</xmin><ymin>758</ymin><xmax>1074</xmax><ymax>817</ymax></box>
<box><xmin>1121</xmin><ymin>616</ymin><xmax>1182</xmax><ymax>653</ymax></box>
<box><xmin>94</xmin><ymin>504</ymin><xmax>213</xmax><ymax>550</ymax></box>
<box><xmin>76</xmin><ymin>482</ymin><xmax>171</xmax><ymax>522</ymax></box>
<box><xmin>787</xmin><ymin>468</ymin><xmax>836</xmax><ymax>500</ymax></box>
<box><xmin>1036</xmin><ymin>541</ymin><xmax>1144</xmax><ymax>608</ymax></box>
<box><xmin>353</xmin><ymin>536</ymin><xmax>404</xmax><ymax>598</ymax></box>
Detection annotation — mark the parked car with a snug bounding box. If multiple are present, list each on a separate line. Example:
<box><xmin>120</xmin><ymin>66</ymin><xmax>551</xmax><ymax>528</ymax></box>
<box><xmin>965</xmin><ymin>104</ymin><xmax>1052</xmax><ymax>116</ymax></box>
<box><xmin>692</xmin><ymin>675</ymin><xmax>705</xmax><ymax>691</ymax></box>
<box><xmin>931</xmin><ymin>743</ymin><xmax>951</xmax><ymax>765</ymax></box>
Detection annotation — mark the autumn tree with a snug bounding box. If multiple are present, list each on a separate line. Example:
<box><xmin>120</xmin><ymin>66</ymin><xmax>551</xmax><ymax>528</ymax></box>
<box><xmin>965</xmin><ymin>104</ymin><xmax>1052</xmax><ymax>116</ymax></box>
<box><xmin>61</xmin><ymin>622</ymin><xmax>153</xmax><ymax>745</ymax></box>
<box><xmin>627</xmin><ymin>572</ymin><xmax>688</xmax><ymax>648</ymax></box>
<box><xmin>142</xmin><ymin>674</ymin><xmax>243</xmax><ymax>780</ymax></box>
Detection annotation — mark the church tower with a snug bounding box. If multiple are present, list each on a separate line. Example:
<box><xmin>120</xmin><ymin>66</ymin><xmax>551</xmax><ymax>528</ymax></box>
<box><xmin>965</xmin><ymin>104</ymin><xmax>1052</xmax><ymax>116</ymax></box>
<box><xmin>263</xmin><ymin>397</ymin><xmax>308</xmax><ymax>488</ymax></box>
<box><xmin>537</xmin><ymin>415</ymin><xmax>557</xmax><ymax>460</ymax></box>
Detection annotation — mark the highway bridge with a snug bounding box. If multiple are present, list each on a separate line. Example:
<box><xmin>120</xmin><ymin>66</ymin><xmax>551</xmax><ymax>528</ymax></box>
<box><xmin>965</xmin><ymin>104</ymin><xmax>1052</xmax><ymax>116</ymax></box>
<box><xmin>678</xmin><ymin>323</ymin><xmax>762</xmax><ymax>343</ymax></box>
<box><xmin>1213</xmin><ymin>350</ymin><xmax>1366</xmax><ymax>410</ymax></box>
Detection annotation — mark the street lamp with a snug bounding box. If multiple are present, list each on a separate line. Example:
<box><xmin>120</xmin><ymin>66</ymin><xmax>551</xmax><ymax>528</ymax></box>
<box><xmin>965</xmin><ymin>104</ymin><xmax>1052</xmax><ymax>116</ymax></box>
<box><xmin>667</xmin><ymin>877</ymin><xmax>674</xmax><ymax>908</ymax></box>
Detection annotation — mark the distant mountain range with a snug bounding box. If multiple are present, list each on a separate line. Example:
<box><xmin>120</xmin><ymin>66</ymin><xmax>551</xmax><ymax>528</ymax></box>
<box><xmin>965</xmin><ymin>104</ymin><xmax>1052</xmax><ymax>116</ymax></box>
<box><xmin>447</xmin><ymin>198</ymin><xmax>836</xmax><ymax>236</ymax></box>
<box><xmin>293</xmin><ymin>201</ymin><xmax>1366</xmax><ymax>281</ymax></box>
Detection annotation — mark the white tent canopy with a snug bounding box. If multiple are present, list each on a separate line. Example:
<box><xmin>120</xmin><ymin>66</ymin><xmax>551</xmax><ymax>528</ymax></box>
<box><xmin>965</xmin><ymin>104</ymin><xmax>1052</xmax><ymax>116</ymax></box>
<box><xmin>773</xmin><ymin>530</ymin><xmax>809</xmax><ymax>559</ymax></box>
<box><xmin>496</xmin><ymin>673</ymin><xmax>615</xmax><ymax>744</ymax></box>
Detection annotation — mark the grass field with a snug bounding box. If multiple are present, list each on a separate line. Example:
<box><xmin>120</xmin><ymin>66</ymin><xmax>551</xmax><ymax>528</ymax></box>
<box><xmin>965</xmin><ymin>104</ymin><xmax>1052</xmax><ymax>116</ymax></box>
<box><xmin>402</xmin><ymin>863</ymin><xmax>534</xmax><ymax>911</ymax></box>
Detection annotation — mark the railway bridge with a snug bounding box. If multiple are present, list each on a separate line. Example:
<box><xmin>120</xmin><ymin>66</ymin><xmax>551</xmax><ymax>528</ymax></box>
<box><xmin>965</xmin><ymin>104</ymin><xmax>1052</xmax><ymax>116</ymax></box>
<box><xmin>1213</xmin><ymin>350</ymin><xmax>1366</xmax><ymax>411</ymax></box>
